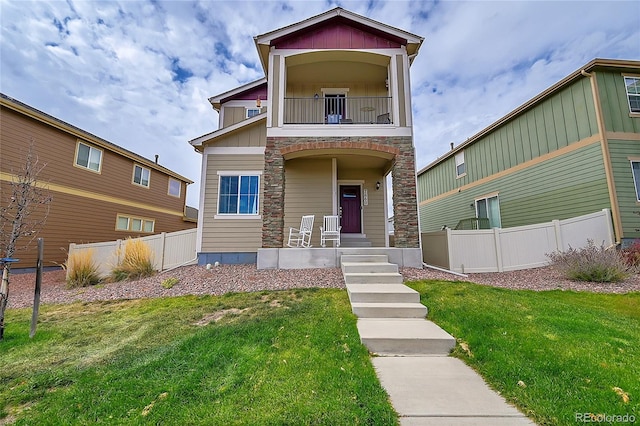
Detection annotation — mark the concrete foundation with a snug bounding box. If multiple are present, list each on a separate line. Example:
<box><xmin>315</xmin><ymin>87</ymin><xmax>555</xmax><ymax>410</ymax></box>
<box><xmin>256</xmin><ymin>247</ymin><xmax>423</xmax><ymax>269</ymax></box>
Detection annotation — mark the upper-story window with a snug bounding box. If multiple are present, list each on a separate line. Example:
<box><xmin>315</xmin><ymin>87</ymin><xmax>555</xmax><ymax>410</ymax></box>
<box><xmin>455</xmin><ymin>151</ymin><xmax>466</xmax><ymax>178</ymax></box>
<box><xmin>168</xmin><ymin>178</ymin><xmax>181</xmax><ymax>197</ymax></box>
<box><xmin>246</xmin><ymin>108</ymin><xmax>260</xmax><ymax>118</ymax></box>
<box><xmin>75</xmin><ymin>141</ymin><xmax>103</xmax><ymax>173</ymax></box>
<box><xmin>624</xmin><ymin>76</ymin><xmax>640</xmax><ymax>114</ymax></box>
<box><xmin>133</xmin><ymin>164</ymin><xmax>150</xmax><ymax>187</ymax></box>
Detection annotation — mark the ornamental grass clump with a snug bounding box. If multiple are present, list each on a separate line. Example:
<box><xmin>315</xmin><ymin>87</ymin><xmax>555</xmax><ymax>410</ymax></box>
<box><xmin>547</xmin><ymin>240</ymin><xmax>631</xmax><ymax>283</ymax></box>
<box><xmin>65</xmin><ymin>249</ymin><xmax>101</xmax><ymax>288</ymax></box>
<box><xmin>111</xmin><ymin>238</ymin><xmax>155</xmax><ymax>281</ymax></box>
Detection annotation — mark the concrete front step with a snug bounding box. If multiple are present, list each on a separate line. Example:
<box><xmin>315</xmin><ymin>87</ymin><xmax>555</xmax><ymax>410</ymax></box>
<box><xmin>351</xmin><ymin>302</ymin><xmax>427</xmax><ymax>318</ymax></box>
<box><xmin>357</xmin><ymin>318</ymin><xmax>456</xmax><ymax>356</ymax></box>
<box><xmin>340</xmin><ymin>254</ymin><xmax>389</xmax><ymax>264</ymax></box>
<box><xmin>341</xmin><ymin>261</ymin><xmax>399</xmax><ymax>274</ymax></box>
<box><xmin>347</xmin><ymin>284</ymin><xmax>420</xmax><ymax>303</ymax></box>
<box><xmin>344</xmin><ymin>272</ymin><xmax>403</xmax><ymax>285</ymax></box>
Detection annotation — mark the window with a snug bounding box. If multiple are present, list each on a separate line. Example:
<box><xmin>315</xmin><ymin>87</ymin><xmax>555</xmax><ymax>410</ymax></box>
<box><xmin>455</xmin><ymin>151</ymin><xmax>466</xmax><ymax>177</ymax></box>
<box><xmin>133</xmin><ymin>164</ymin><xmax>150</xmax><ymax>187</ymax></box>
<box><xmin>624</xmin><ymin>76</ymin><xmax>640</xmax><ymax>114</ymax></box>
<box><xmin>168</xmin><ymin>178</ymin><xmax>181</xmax><ymax>197</ymax></box>
<box><xmin>246</xmin><ymin>108</ymin><xmax>260</xmax><ymax>118</ymax></box>
<box><xmin>325</xmin><ymin>94</ymin><xmax>346</xmax><ymax>123</ymax></box>
<box><xmin>476</xmin><ymin>194</ymin><xmax>501</xmax><ymax>228</ymax></box>
<box><xmin>116</xmin><ymin>215</ymin><xmax>155</xmax><ymax>233</ymax></box>
<box><xmin>218</xmin><ymin>175</ymin><xmax>259</xmax><ymax>215</ymax></box>
<box><xmin>632</xmin><ymin>161</ymin><xmax>640</xmax><ymax>201</ymax></box>
<box><xmin>75</xmin><ymin>141</ymin><xmax>102</xmax><ymax>172</ymax></box>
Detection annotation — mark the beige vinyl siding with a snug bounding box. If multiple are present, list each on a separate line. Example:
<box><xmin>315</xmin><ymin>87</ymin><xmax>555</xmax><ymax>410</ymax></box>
<box><xmin>222</xmin><ymin>107</ymin><xmax>247</xmax><ymax>128</ymax></box>
<box><xmin>271</xmin><ymin>55</ymin><xmax>281</xmax><ymax>126</ymax></box>
<box><xmin>213</xmin><ymin>122</ymin><xmax>267</xmax><ymax>147</ymax></box>
<box><xmin>284</xmin><ymin>158</ymin><xmax>333</xmax><ymax>247</ymax></box>
<box><xmin>201</xmin><ymin>154</ymin><xmax>264</xmax><ymax>252</ymax></box>
<box><xmin>395</xmin><ymin>54</ymin><xmax>407</xmax><ymax>127</ymax></box>
<box><xmin>609</xmin><ymin>138</ymin><xmax>640</xmax><ymax>238</ymax></box>
<box><xmin>338</xmin><ymin>168</ymin><xmax>387</xmax><ymax>247</ymax></box>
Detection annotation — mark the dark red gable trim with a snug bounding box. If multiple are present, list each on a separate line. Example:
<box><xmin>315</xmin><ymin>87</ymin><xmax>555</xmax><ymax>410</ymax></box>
<box><xmin>273</xmin><ymin>17</ymin><xmax>404</xmax><ymax>49</ymax></box>
<box><xmin>221</xmin><ymin>83</ymin><xmax>268</xmax><ymax>103</ymax></box>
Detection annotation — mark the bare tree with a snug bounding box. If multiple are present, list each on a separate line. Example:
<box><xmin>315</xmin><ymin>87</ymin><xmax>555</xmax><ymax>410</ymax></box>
<box><xmin>0</xmin><ymin>142</ymin><xmax>51</xmax><ymax>340</ymax></box>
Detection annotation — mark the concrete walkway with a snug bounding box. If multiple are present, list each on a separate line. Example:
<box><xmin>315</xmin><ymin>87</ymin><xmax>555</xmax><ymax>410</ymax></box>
<box><xmin>342</xmin><ymin>254</ymin><xmax>535</xmax><ymax>425</ymax></box>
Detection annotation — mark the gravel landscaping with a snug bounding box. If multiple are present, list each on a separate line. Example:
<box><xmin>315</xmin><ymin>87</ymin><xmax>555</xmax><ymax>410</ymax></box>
<box><xmin>6</xmin><ymin>263</ymin><xmax>640</xmax><ymax>309</ymax></box>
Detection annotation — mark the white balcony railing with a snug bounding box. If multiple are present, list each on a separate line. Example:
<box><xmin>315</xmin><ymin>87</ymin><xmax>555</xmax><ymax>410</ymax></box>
<box><xmin>284</xmin><ymin>96</ymin><xmax>392</xmax><ymax>125</ymax></box>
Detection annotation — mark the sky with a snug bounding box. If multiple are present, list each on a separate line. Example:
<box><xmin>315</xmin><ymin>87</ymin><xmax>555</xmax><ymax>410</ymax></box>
<box><xmin>1</xmin><ymin>0</ymin><xmax>639</xmax><ymax>209</ymax></box>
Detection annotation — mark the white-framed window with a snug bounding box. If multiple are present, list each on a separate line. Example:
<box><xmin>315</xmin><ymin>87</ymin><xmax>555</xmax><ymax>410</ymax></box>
<box><xmin>631</xmin><ymin>160</ymin><xmax>640</xmax><ymax>201</ymax></box>
<box><xmin>133</xmin><ymin>164</ymin><xmax>150</xmax><ymax>187</ymax></box>
<box><xmin>475</xmin><ymin>194</ymin><xmax>501</xmax><ymax>228</ymax></box>
<box><xmin>116</xmin><ymin>215</ymin><xmax>155</xmax><ymax>233</ymax></box>
<box><xmin>217</xmin><ymin>173</ymin><xmax>260</xmax><ymax>215</ymax></box>
<box><xmin>455</xmin><ymin>151</ymin><xmax>466</xmax><ymax>177</ymax></box>
<box><xmin>168</xmin><ymin>178</ymin><xmax>181</xmax><ymax>197</ymax></box>
<box><xmin>624</xmin><ymin>76</ymin><xmax>640</xmax><ymax>114</ymax></box>
<box><xmin>246</xmin><ymin>108</ymin><xmax>260</xmax><ymax>118</ymax></box>
<box><xmin>75</xmin><ymin>141</ymin><xmax>103</xmax><ymax>172</ymax></box>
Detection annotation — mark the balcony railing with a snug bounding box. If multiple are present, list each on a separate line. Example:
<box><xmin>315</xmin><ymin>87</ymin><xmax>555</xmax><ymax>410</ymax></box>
<box><xmin>283</xmin><ymin>96</ymin><xmax>392</xmax><ymax>125</ymax></box>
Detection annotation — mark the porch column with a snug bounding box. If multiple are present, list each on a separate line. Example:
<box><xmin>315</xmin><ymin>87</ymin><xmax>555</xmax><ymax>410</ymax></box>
<box><xmin>262</xmin><ymin>137</ymin><xmax>285</xmax><ymax>247</ymax></box>
<box><xmin>392</xmin><ymin>145</ymin><xmax>420</xmax><ymax>248</ymax></box>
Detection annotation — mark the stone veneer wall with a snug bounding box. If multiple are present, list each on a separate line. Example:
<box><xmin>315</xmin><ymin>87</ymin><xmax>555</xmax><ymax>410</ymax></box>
<box><xmin>261</xmin><ymin>136</ymin><xmax>420</xmax><ymax>248</ymax></box>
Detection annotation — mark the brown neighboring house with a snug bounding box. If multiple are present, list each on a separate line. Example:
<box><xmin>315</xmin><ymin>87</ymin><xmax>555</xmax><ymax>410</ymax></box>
<box><xmin>0</xmin><ymin>93</ymin><xmax>196</xmax><ymax>269</ymax></box>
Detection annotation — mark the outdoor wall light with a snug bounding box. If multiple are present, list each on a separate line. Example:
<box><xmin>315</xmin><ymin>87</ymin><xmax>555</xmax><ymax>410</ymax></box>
<box><xmin>314</xmin><ymin>93</ymin><xmax>319</xmax><ymax>100</ymax></box>
<box><xmin>376</xmin><ymin>181</ymin><xmax>381</xmax><ymax>190</ymax></box>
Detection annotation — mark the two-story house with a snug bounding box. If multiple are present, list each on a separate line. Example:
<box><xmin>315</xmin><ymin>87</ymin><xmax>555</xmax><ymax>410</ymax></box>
<box><xmin>417</xmin><ymin>59</ymin><xmax>640</xmax><ymax>247</ymax></box>
<box><xmin>189</xmin><ymin>7</ymin><xmax>424</xmax><ymax>268</ymax></box>
<box><xmin>0</xmin><ymin>93</ymin><xmax>196</xmax><ymax>268</ymax></box>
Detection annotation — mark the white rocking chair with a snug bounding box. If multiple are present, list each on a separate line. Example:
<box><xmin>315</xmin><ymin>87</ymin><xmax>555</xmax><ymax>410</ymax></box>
<box><xmin>320</xmin><ymin>215</ymin><xmax>341</xmax><ymax>247</ymax></box>
<box><xmin>287</xmin><ymin>215</ymin><xmax>314</xmax><ymax>248</ymax></box>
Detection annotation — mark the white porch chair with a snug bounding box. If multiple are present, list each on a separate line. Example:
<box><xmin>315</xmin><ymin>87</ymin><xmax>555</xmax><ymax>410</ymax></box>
<box><xmin>287</xmin><ymin>215</ymin><xmax>314</xmax><ymax>248</ymax></box>
<box><xmin>320</xmin><ymin>215</ymin><xmax>341</xmax><ymax>247</ymax></box>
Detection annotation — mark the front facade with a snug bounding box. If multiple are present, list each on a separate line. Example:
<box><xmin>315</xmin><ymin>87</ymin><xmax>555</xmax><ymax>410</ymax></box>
<box><xmin>191</xmin><ymin>8</ymin><xmax>424</xmax><ymax>265</ymax></box>
<box><xmin>0</xmin><ymin>93</ymin><xmax>196</xmax><ymax>268</ymax></box>
<box><xmin>417</xmin><ymin>59</ymin><xmax>640</xmax><ymax>246</ymax></box>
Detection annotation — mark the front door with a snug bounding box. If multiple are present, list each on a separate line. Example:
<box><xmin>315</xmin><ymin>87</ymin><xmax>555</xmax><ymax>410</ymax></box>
<box><xmin>340</xmin><ymin>185</ymin><xmax>361</xmax><ymax>233</ymax></box>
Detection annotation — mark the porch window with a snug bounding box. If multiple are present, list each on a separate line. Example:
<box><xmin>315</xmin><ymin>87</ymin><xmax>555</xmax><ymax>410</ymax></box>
<box><xmin>218</xmin><ymin>175</ymin><xmax>260</xmax><ymax>215</ymax></box>
<box><xmin>475</xmin><ymin>194</ymin><xmax>501</xmax><ymax>228</ymax></box>
<box><xmin>133</xmin><ymin>164</ymin><xmax>151</xmax><ymax>187</ymax></box>
<box><xmin>624</xmin><ymin>76</ymin><xmax>640</xmax><ymax>114</ymax></box>
<box><xmin>455</xmin><ymin>151</ymin><xmax>466</xmax><ymax>177</ymax></box>
<box><xmin>632</xmin><ymin>160</ymin><xmax>640</xmax><ymax>201</ymax></box>
<box><xmin>75</xmin><ymin>141</ymin><xmax>102</xmax><ymax>173</ymax></box>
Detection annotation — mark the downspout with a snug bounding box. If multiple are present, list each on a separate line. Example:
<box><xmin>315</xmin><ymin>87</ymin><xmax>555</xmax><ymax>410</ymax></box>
<box><xmin>581</xmin><ymin>69</ymin><xmax>623</xmax><ymax>244</ymax></box>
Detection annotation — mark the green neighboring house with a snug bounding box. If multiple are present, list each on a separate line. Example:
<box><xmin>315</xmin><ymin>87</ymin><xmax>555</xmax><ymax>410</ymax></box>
<box><xmin>417</xmin><ymin>58</ymin><xmax>640</xmax><ymax>246</ymax></box>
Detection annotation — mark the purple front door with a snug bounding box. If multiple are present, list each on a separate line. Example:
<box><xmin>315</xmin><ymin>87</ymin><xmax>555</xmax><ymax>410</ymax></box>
<box><xmin>340</xmin><ymin>185</ymin><xmax>361</xmax><ymax>233</ymax></box>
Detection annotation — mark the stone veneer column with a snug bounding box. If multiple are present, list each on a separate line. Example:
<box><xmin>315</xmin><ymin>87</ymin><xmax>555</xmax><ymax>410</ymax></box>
<box><xmin>262</xmin><ymin>137</ymin><xmax>285</xmax><ymax>247</ymax></box>
<box><xmin>392</xmin><ymin>141</ymin><xmax>420</xmax><ymax>248</ymax></box>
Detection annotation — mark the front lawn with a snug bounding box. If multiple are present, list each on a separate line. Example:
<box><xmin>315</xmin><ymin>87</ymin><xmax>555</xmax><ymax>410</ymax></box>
<box><xmin>1</xmin><ymin>289</ymin><xmax>397</xmax><ymax>425</ymax></box>
<box><xmin>408</xmin><ymin>280</ymin><xmax>640</xmax><ymax>426</ymax></box>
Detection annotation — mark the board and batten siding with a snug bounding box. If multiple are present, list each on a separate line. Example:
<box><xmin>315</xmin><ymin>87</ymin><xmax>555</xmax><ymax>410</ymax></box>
<box><xmin>597</xmin><ymin>71</ymin><xmax>640</xmax><ymax>134</ymax></box>
<box><xmin>419</xmin><ymin>78</ymin><xmax>598</xmax><ymax>202</ymax></box>
<box><xmin>608</xmin><ymin>138</ymin><xmax>640</xmax><ymax>238</ymax></box>
<box><xmin>222</xmin><ymin>107</ymin><xmax>248</xmax><ymax>128</ymax></box>
<box><xmin>419</xmin><ymin>141</ymin><xmax>610</xmax><ymax>232</ymax></box>
<box><xmin>284</xmin><ymin>158</ymin><xmax>333</xmax><ymax>247</ymax></box>
<box><xmin>201</xmin><ymin>154</ymin><xmax>265</xmax><ymax>252</ymax></box>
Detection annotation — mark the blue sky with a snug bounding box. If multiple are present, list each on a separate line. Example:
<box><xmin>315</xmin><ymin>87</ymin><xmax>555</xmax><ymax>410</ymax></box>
<box><xmin>2</xmin><ymin>0</ymin><xmax>639</xmax><ymax>208</ymax></box>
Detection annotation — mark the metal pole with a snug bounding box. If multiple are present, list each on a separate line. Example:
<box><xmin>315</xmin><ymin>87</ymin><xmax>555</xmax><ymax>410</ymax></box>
<box><xmin>30</xmin><ymin>238</ymin><xmax>43</xmax><ymax>338</ymax></box>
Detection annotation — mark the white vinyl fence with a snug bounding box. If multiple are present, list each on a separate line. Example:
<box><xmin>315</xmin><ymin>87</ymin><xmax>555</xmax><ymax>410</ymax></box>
<box><xmin>68</xmin><ymin>228</ymin><xmax>197</xmax><ymax>278</ymax></box>
<box><xmin>421</xmin><ymin>209</ymin><xmax>615</xmax><ymax>273</ymax></box>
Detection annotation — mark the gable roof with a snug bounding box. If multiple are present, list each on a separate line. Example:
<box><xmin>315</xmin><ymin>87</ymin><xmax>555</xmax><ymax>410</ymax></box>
<box><xmin>208</xmin><ymin>78</ymin><xmax>267</xmax><ymax>111</ymax></box>
<box><xmin>1</xmin><ymin>93</ymin><xmax>193</xmax><ymax>184</ymax></box>
<box><xmin>417</xmin><ymin>58</ymin><xmax>640</xmax><ymax>176</ymax></box>
<box><xmin>254</xmin><ymin>7</ymin><xmax>424</xmax><ymax>74</ymax></box>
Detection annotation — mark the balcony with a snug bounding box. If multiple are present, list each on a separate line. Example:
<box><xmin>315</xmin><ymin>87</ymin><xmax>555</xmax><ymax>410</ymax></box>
<box><xmin>284</xmin><ymin>96</ymin><xmax>392</xmax><ymax>125</ymax></box>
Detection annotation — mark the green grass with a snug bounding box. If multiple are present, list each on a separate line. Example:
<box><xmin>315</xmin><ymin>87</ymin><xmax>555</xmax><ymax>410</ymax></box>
<box><xmin>1</xmin><ymin>289</ymin><xmax>398</xmax><ymax>425</ymax></box>
<box><xmin>407</xmin><ymin>280</ymin><xmax>640</xmax><ymax>426</ymax></box>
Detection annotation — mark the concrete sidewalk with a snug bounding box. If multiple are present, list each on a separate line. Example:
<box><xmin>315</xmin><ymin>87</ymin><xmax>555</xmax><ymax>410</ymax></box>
<box><xmin>372</xmin><ymin>356</ymin><xmax>535</xmax><ymax>425</ymax></box>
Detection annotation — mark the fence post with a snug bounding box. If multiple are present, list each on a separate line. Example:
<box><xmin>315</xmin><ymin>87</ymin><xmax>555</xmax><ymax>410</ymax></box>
<box><xmin>602</xmin><ymin>208</ymin><xmax>614</xmax><ymax>246</ymax></box>
<box><xmin>159</xmin><ymin>232</ymin><xmax>167</xmax><ymax>271</ymax></box>
<box><xmin>494</xmin><ymin>228</ymin><xmax>503</xmax><ymax>272</ymax></box>
<box><xmin>30</xmin><ymin>238</ymin><xmax>43</xmax><ymax>338</ymax></box>
<box><xmin>553</xmin><ymin>219</ymin><xmax>563</xmax><ymax>251</ymax></box>
<box><xmin>445</xmin><ymin>228</ymin><xmax>453</xmax><ymax>271</ymax></box>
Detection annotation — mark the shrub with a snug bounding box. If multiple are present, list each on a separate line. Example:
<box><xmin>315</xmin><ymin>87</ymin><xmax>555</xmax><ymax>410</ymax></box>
<box><xmin>621</xmin><ymin>240</ymin><xmax>640</xmax><ymax>270</ymax></box>
<box><xmin>111</xmin><ymin>238</ymin><xmax>155</xmax><ymax>281</ymax></box>
<box><xmin>65</xmin><ymin>249</ymin><xmax>101</xmax><ymax>288</ymax></box>
<box><xmin>161</xmin><ymin>277</ymin><xmax>179</xmax><ymax>289</ymax></box>
<box><xmin>547</xmin><ymin>240</ymin><xmax>631</xmax><ymax>283</ymax></box>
